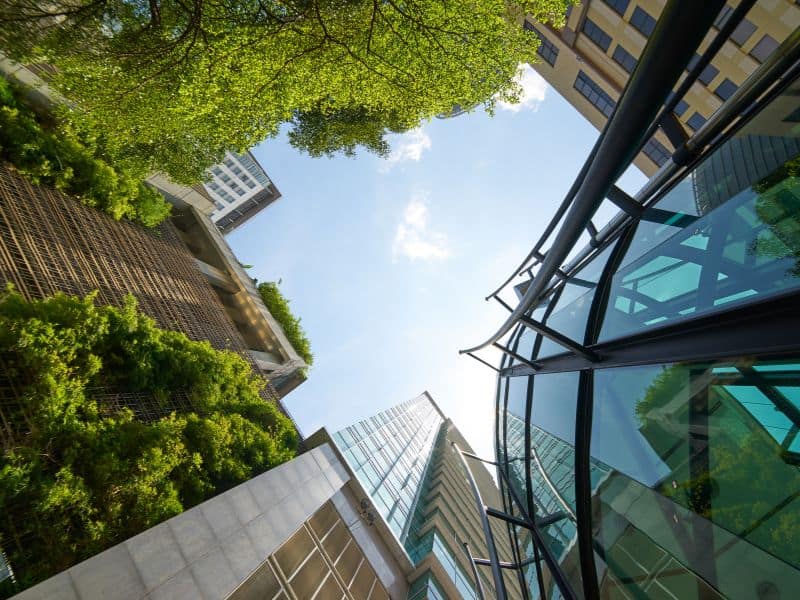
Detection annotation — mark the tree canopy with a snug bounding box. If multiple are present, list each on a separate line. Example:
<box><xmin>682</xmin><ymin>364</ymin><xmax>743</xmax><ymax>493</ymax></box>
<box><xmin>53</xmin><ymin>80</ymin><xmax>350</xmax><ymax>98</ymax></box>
<box><xmin>0</xmin><ymin>77</ymin><xmax>171</xmax><ymax>227</ymax></box>
<box><xmin>0</xmin><ymin>288</ymin><xmax>298</xmax><ymax>595</ymax></box>
<box><xmin>0</xmin><ymin>0</ymin><xmax>572</xmax><ymax>181</ymax></box>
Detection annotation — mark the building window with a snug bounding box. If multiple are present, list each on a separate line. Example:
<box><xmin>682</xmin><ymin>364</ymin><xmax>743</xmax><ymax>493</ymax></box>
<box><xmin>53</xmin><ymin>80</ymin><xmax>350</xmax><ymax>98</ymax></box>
<box><xmin>574</xmin><ymin>70</ymin><xmax>616</xmax><ymax>118</ymax></box>
<box><xmin>582</xmin><ymin>18</ymin><xmax>612</xmax><ymax>52</ymax></box>
<box><xmin>602</xmin><ymin>0</ymin><xmax>629</xmax><ymax>17</ymax></box>
<box><xmin>686</xmin><ymin>54</ymin><xmax>719</xmax><ymax>86</ymax></box>
<box><xmin>524</xmin><ymin>22</ymin><xmax>559</xmax><ymax>67</ymax></box>
<box><xmin>687</xmin><ymin>111</ymin><xmax>707</xmax><ymax>131</ymax></box>
<box><xmin>666</xmin><ymin>92</ymin><xmax>689</xmax><ymax>117</ymax></box>
<box><xmin>211</xmin><ymin>167</ymin><xmax>222</xmax><ymax>176</ymax></box>
<box><xmin>713</xmin><ymin>4</ymin><xmax>733</xmax><ymax>29</ymax></box>
<box><xmin>730</xmin><ymin>18</ymin><xmax>756</xmax><ymax>46</ymax></box>
<box><xmin>630</xmin><ymin>7</ymin><xmax>656</xmax><ymax>37</ymax></box>
<box><xmin>714</xmin><ymin>78</ymin><xmax>738</xmax><ymax>101</ymax></box>
<box><xmin>612</xmin><ymin>45</ymin><xmax>637</xmax><ymax>74</ymax></box>
<box><xmin>213</xmin><ymin>201</ymin><xmax>225</xmax><ymax>210</ymax></box>
<box><xmin>750</xmin><ymin>34</ymin><xmax>779</xmax><ymax>63</ymax></box>
<box><xmin>642</xmin><ymin>138</ymin><xmax>671</xmax><ymax>167</ymax></box>
<box><xmin>698</xmin><ymin>62</ymin><xmax>719</xmax><ymax>86</ymax></box>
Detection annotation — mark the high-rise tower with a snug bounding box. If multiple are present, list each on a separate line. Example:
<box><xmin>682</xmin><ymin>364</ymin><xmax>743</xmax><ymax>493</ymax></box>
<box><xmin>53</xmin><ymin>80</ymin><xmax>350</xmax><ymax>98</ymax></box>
<box><xmin>330</xmin><ymin>393</ymin><xmax>523</xmax><ymax>599</ymax></box>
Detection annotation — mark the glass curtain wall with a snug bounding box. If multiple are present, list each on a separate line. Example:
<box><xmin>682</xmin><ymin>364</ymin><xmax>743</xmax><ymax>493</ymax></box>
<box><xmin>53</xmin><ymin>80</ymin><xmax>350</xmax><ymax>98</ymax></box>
<box><xmin>333</xmin><ymin>394</ymin><xmax>444</xmax><ymax>541</ymax></box>
<box><xmin>495</xmin><ymin>74</ymin><xmax>800</xmax><ymax>599</ymax></box>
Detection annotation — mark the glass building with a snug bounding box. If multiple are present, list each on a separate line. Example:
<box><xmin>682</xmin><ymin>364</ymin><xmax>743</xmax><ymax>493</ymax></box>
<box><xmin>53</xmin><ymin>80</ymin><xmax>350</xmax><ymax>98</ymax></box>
<box><xmin>333</xmin><ymin>393</ymin><xmax>523</xmax><ymax>598</ymax></box>
<box><xmin>461</xmin><ymin>4</ymin><xmax>800</xmax><ymax>599</ymax></box>
<box><xmin>333</xmin><ymin>394</ymin><xmax>444</xmax><ymax>542</ymax></box>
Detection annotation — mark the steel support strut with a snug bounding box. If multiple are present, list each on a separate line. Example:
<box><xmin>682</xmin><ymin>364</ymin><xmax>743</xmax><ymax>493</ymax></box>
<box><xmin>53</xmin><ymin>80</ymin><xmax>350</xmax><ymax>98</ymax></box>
<box><xmin>458</xmin><ymin>447</ymin><xmax>580</xmax><ymax>600</ymax></box>
<box><xmin>461</xmin><ymin>0</ymin><xmax>726</xmax><ymax>359</ymax></box>
<box><xmin>452</xmin><ymin>441</ymin><xmax>508</xmax><ymax>600</ymax></box>
<box><xmin>462</xmin><ymin>541</ymin><xmax>488</xmax><ymax>600</ymax></box>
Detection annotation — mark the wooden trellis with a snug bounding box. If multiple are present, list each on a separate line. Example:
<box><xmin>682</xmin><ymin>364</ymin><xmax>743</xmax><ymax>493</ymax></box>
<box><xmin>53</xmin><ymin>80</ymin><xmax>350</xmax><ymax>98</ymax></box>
<box><xmin>0</xmin><ymin>163</ymin><xmax>281</xmax><ymax>446</ymax></box>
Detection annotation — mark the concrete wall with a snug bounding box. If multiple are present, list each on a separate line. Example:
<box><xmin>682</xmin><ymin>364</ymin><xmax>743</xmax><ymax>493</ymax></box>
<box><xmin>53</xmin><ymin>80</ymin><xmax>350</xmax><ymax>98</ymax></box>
<box><xmin>13</xmin><ymin>445</ymin><xmax>348</xmax><ymax>600</ymax></box>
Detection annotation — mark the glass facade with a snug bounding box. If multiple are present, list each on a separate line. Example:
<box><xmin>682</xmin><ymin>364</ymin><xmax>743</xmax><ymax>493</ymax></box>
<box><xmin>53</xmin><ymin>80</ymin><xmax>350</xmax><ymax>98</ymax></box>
<box><xmin>333</xmin><ymin>394</ymin><xmax>443</xmax><ymax>542</ymax></box>
<box><xmin>493</xmin><ymin>68</ymin><xmax>800</xmax><ymax>599</ymax></box>
<box><xmin>333</xmin><ymin>395</ymin><xmax>507</xmax><ymax>599</ymax></box>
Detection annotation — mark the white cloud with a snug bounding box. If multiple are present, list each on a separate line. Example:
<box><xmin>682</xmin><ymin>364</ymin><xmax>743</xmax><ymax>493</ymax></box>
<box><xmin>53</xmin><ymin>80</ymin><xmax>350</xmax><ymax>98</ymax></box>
<box><xmin>380</xmin><ymin>129</ymin><xmax>431</xmax><ymax>172</ymax></box>
<box><xmin>392</xmin><ymin>194</ymin><xmax>450</xmax><ymax>262</ymax></box>
<box><xmin>497</xmin><ymin>64</ymin><xmax>549</xmax><ymax>113</ymax></box>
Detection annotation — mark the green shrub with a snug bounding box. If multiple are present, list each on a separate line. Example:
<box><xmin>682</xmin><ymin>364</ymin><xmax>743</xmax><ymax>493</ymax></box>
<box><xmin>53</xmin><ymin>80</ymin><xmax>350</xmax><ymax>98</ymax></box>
<box><xmin>0</xmin><ymin>78</ymin><xmax>171</xmax><ymax>227</ymax></box>
<box><xmin>257</xmin><ymin>282</ymin><xmax>313</xmax><ymax>369</ymax></box>
<box><xmin>0</xmin><ymin>287</ymin><xmax>298</xmax><ymax>594</ymax></box>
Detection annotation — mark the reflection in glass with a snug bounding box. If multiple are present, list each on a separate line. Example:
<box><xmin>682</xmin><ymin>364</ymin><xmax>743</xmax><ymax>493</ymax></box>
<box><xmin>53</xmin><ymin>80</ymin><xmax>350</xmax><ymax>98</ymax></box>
<box><xmin>592</xmin><ymin>359</ymin><xmax>800</xmax><ymax>599</ymax></box>
<box><xmin>538</xmin><ymin>245</ymin><xmax>614</xmax><ymax>358</ymax></box>
<box><xmin>600</xmin><ymin>130</ymin><xmax>800</xmax><ymax>341</ymax></box>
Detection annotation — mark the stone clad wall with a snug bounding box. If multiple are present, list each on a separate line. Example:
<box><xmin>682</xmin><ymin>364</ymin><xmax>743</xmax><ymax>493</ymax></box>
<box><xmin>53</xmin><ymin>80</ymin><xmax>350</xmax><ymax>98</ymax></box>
<box><xmin>12</xmin><ymin>445</ymin><xmax>349</xmax><ymax>600</ymax></box>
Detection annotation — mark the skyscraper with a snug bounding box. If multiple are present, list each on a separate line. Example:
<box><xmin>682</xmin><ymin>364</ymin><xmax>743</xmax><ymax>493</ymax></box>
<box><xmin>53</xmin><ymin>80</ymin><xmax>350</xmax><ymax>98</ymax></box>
<box><xmin>525</xmin><ymin>0</ymin><xmax>799</xmax><ymax>176</ymax></box>
<box><xmin>464</xmin><ymin>3</ymin><xmax>800</xmax><ymax>598</ymax></box>
<box><xmin>325</xmin><ymin>393</ymin><xmax>523</xmax><ymax>599</ymax></box>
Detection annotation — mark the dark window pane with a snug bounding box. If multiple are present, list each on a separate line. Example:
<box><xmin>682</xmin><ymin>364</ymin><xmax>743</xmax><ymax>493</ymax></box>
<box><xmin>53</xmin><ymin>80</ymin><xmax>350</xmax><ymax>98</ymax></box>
<box><xmin>599</xmin><ymin>105</ymin><xmax>800</xmax><ymax>342</ymax></box>
<box><xmin>602</xmin><ymin>0</ymin><xmax>629</xmax><ymax>16</ymax></box>
<box><xmin>524</xmin><ymin>21</ymin><xmax>559</xmax><ymax>67</ymax></box>
<box><xmin>574</xmin><ymin>70</ymin><xmax>617</xmax><ymax>119</ymax></box>
<box><xmin>698</xmin><ymin>62</ymin><xmax>720</xmax><ymax>86</ymax></box>
<box><xmin>687</xmin><ymin>111</ymin><xmax>707</xmax><ymax>131</ymax></box>
<box><xmin>674</xmin><ymin>99</ymin><xmax>689</xmax><ymax>117</ymax></box>
<box><xmin>730</xmin><ymin>18</ymin><xmax>756</xmax><ymax>46</ymax></box>
<box><xmin>612</xmin><ymin>45</ymin><xmax>638</xmax><ymax>73</ymax></box>
<box><xmin>642</xmin><ymin>138</ymin><xmax>670</xmax><ymax>167</ymax></box>
<box><xmin>714</xmin><ymin>78</ymin><xmax>738</xmax><ymax>101</ymax></box>
<box><xmin>687</xmin><ymin>53</ymin><xmax>700</xmax><ymax>72</ymax></box>
<box><xmin>750</xmin><ymin>34</ymin><xmax>779</xmax><ymax>63</ymax></box>
<box><xmin>713</xmin><ymin>4</ymin><xmax>733</xmax><ymax>29</ymax></box>
<box><xmin>529</xmin><ymin>371</ymin><xmax>582</xmax><ymax>594</ymax></box>
<box><xmin>582</xmin><ymin>17</ymin><xmax>612</xmax><ymax>52</ymax></box>
<box><xmin>592</xmin><ymin>359</ymin><xmax>800</xmax><ymax>599</ymax></box>
<box><xmin>630</xmin><ymin>6</ymin><xmax>656</xmax><ymax>37</ymax></box>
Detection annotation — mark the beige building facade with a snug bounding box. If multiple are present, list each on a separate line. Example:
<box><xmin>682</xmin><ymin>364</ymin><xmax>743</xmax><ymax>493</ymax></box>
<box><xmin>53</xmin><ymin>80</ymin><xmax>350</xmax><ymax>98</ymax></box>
<box><xmin>527</xmin><ymin>0</ymin><xmax>800</xmax><ymax>176</ymax></box>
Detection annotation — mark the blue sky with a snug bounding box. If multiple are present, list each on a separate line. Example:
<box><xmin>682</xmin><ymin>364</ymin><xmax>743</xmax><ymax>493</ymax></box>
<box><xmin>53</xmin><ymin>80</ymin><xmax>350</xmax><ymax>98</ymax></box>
<box><xmin>228</xmin><ymin>66</ymin><xmax>646</xmax><ymax>459</ymax></box>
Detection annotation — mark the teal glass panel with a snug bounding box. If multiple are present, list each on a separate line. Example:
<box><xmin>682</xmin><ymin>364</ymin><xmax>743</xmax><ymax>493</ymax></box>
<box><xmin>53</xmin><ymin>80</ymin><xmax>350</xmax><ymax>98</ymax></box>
<box><xmin>506</xmin><ymin>412</ymin><xmax>527</xmax><ymax>506</ymax></box>
<box><xmin>496</xmin><ymin>374</ymin><xmax>508</xmax><ymax>466</ymax></box>
<box><xmin>600</xmin><ymin>90</ymin><xmax>800</xmax><ymax>342</ymax></box>
<box><xmin>538</xmin><ymin>245</ymin><xmax>614</xmax><ymax>358</ymax></box>
<box><xmin>408</xmin><ymin>530</ymin><xmax>477</xmax><ymax>599</ymax></box>
<box><xmin>591</xmin><ymin>359</ymin><xmax>800</xmax><ymax>598</ymax></box>
<box><xmin>525</xmin><ymin>372</ymin><xmax>583</xmax><ymax>595</ymax></box>
<box><xmin>408</xmin><ymin>571</ymin><xmax>448</xmax><ymax>600</ymax></box>
<box><xmin>507</xmin><ymin>374</ymin><xmax>529</xmax><ymax>419</ymax></box>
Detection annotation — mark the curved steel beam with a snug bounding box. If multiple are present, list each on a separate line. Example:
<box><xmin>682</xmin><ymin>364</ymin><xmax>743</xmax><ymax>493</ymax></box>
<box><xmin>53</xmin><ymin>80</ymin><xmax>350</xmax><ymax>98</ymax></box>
<box><xmin>460</xmin><ymin>0</ymin><xmax>727</xmax><ymax>357</ymax></box>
